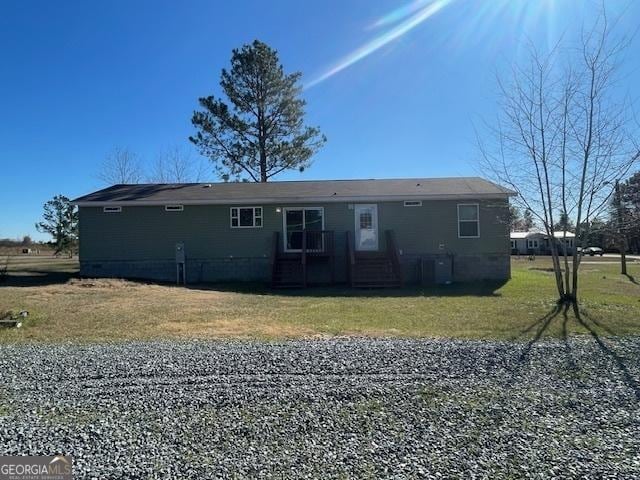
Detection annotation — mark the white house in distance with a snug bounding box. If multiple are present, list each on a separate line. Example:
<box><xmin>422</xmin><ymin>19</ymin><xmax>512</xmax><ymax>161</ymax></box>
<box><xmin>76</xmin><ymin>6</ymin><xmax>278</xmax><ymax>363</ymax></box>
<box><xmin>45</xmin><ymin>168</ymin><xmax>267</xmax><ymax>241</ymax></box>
<box><xmin>510</xmin><ymin>230</ymin><xmax>576</xmax><ymax>255</ymax></box>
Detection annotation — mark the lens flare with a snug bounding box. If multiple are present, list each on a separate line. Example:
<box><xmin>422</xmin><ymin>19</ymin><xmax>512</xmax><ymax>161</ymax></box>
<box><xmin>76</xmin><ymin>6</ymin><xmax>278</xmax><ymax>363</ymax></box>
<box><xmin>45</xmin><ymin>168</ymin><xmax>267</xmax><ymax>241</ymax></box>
<box><xmin>306</xmin><ymin>0</ymin><xmax>455</xmax><ymax>89</ymax></box>
<box><xmin>369</xmin><ymin>0</ymin><xmax>434</xmax><ymax>29</ymax></box>
<box><xmin>305</xmin><ymin>0</ymin><xmax>577</xmax><ymax>89</ymax></box>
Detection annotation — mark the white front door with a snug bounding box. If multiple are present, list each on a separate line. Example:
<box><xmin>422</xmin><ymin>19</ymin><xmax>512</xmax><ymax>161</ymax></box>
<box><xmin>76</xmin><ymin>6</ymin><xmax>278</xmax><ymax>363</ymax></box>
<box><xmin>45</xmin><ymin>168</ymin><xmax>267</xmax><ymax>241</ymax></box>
<box><xmin>354</xmin><ymin>204</ymin><xmax>378</xmax><ymax>251</ymax></box>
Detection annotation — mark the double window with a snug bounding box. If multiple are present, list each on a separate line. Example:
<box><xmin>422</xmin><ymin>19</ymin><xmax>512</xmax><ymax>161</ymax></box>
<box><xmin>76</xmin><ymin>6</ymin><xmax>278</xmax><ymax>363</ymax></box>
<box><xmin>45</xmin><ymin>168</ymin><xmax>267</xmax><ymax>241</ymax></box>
<box><xmin>230</xmin><ymin>207</ymin><xmax>262</xmax><ymax>228</ymax></box>
<box><xmin>283</xmin><ymin>207</ymin><xmax>324</xmax><ymax>251</ymax></box>
<box><xmin>527</xmin><ymin>239</ymin><xmax>539</xmax><ymax>249</ymax></box>
<box><xmin>457</xmin><ymin>204</ymin><xmax>480</xmax><ymax>238</ymax></box>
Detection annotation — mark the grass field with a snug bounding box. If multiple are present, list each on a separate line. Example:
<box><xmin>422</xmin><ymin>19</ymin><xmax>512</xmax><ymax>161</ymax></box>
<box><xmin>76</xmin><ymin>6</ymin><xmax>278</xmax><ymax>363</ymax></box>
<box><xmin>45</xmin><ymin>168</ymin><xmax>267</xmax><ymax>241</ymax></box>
<box><xmin>0</xmin><ymin>255</ymin><xmax>639</xmax><ymax>342</ymax></box>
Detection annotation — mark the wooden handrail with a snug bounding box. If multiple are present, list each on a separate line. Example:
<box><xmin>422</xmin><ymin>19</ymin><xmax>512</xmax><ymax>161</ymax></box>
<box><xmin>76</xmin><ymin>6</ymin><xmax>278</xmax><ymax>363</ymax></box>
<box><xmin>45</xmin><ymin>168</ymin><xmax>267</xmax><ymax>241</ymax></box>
<box><xmin>270</xmin><ymin>231</ymin><xmax>279</xmax><ymax>286</ymax></box>
<box><xmin>270</xmin><ymin>232</ymin><xmax>279</xmax><ymax>265</ymax></box>
<box><xmin>286</xmin><ymin>230</ymin><xmax>334</xmax><ymax>254</ymax></box>
<box><xmin>346</xmin><ymin>231</ymin><xmax>355</xmax><ymax>287</ymax></box>
<box><xmin>346</xmin><ymin>231</ymin><xmax>355</xmax><ymax>266</ymax></box>
<box><xmin>301</xmin><ymin>231</ymin><xmax>307</xmax><ymax>287</ymax></box>
<box><xmin>301</xmin><ymin>231</ymin><xmax>307</xmax><ymax>264</ymax></box>
<box><xmin>385</xmin><ymin>230</ymin><xmax>403</xmax><ymax>286</ymax></box>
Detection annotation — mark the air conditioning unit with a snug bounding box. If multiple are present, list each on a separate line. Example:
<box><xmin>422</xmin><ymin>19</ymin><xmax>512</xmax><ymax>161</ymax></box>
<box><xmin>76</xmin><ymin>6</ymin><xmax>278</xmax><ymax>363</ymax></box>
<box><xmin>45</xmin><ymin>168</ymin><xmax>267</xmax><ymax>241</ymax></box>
<box><xmin>421</xmin><ymin>255</ymin><xmax>453</xmax><ymax>285</ymax></box>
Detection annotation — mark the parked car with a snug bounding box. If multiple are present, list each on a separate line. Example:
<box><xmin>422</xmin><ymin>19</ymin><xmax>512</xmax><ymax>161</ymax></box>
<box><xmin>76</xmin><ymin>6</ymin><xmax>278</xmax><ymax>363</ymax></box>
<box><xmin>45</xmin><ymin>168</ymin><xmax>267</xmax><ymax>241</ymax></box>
<box><xmin>579</xmin><ymin>246</ymin><xmax>604</xmax><ymax>256</ymax></box>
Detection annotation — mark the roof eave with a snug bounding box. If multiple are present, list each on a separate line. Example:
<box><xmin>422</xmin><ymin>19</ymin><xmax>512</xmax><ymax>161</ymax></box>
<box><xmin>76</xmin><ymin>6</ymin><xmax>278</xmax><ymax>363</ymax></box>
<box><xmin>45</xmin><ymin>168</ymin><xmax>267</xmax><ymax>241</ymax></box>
<box><xmin>73</xmin><ymin>192</ymin><xmax>513</xmax><ymax>207</ymax></box>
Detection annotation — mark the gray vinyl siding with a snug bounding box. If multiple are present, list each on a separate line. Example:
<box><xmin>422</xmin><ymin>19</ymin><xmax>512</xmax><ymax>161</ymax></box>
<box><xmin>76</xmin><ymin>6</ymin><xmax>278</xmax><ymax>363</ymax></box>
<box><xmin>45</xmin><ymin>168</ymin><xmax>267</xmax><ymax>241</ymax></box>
<box><xmin>79</xmin><ymin>199</ymin><xmax>509</xmax><ymax>261</ymax></box>
<box><xmin>378</xmin><ymin>200</ymin><xmax>509</xmax><ymax>255</ymax></box>
<box><xmin>78</xmin><ymin>198</ymin><xmax>510</xmax><ymax>282</ymax></box>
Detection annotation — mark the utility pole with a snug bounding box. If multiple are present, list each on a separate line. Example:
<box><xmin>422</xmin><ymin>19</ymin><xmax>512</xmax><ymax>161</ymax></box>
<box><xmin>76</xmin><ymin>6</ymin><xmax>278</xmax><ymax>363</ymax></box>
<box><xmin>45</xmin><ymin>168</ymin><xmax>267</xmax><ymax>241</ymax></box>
<box><xmin>615</xmin><ymin>180</ymin><xmax>628</xmax><ymax>275</ymax></box>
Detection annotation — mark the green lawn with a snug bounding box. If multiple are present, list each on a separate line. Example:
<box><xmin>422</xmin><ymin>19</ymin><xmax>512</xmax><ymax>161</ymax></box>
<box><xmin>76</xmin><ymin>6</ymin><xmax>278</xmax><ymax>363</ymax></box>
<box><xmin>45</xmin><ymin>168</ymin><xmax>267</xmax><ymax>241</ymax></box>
<box><xmin>0</xmin><ymin>255</ymin><xmax>638</xmax><ymax>342</ymax></box>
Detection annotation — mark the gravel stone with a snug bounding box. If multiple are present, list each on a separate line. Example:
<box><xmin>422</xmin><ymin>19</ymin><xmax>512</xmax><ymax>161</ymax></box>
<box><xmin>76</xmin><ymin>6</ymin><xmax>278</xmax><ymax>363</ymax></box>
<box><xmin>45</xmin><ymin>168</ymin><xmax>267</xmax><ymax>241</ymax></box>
<box><xmin>1</xmin><ymin>337</ymin><xmax>639</xmax><ymax>479</ymax></box>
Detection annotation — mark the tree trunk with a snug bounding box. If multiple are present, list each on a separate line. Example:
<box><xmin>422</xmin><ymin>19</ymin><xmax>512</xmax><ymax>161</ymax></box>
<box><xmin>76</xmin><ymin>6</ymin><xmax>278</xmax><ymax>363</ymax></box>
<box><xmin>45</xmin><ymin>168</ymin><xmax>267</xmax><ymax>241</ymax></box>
<box><xmin>562</xmin><ymin>243</ymin><xmax>571</xmax><ymax>297</ymax></box>
<box><xmin>570</xmin><ymin>246</ymin><xmax>580</xmax><ymax>304</ymax></box>
<box><xmin>615</xmin><ymin>180</ymin><xmax>627</xmax><ymax>275</ymax></box>
<box><xmin>257</xmin><ymin>76</ymin><xmax>268</xmax><ymax>183</ymax></box>
<box><xmin>621</xmin><ymin>239</ymin><xmax>627</xmax><ymax>275</ymax></box>
<box><xmin>547</xmin><ymin>238</ymin><xmax>566</xmax><ymax>301</ymax></box>
<box><xmin>259</xmin><ymin>148</ymin><xmax>267</xmax><ymax>182</ymax></box>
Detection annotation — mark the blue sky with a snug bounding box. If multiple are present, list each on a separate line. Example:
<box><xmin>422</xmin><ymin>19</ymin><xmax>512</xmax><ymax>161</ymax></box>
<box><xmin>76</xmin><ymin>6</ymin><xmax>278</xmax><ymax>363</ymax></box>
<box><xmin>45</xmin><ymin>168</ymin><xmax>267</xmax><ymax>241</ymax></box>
<box><xmin>1</xmin><ymin>0</ymin><xmax>639</xmax><ymax>240</ymax></box>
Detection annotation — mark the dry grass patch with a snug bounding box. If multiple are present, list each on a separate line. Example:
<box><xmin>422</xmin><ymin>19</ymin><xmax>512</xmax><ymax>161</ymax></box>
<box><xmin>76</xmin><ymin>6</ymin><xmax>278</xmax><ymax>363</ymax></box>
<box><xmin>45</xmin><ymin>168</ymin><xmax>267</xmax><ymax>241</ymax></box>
<box><xmin>1</xmin><ymin>276</ymin><xmax>317</xmax><ymax>341</ymax></box>
<box><xmin>0</xmin><ymin>256</ymin><xmax>638</xmax><ymax>342</ymax></box>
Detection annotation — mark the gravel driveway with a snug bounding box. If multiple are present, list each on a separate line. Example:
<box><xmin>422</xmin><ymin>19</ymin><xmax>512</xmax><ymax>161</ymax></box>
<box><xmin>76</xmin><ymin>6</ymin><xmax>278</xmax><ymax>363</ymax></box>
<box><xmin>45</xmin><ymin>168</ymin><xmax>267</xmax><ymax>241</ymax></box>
<box><xmin>1</xmin><ymin>338</ymin><xmax>639</xmax><ymax>479</ymax></box>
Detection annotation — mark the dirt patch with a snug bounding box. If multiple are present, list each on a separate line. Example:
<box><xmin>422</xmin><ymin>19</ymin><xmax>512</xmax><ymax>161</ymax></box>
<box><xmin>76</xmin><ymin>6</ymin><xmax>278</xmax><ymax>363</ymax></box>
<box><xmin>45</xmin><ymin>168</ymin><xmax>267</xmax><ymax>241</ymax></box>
<box><xmin>67</xmin><ymin>278</ymin><xmax>143</xmax><ymax>289</ymax></box>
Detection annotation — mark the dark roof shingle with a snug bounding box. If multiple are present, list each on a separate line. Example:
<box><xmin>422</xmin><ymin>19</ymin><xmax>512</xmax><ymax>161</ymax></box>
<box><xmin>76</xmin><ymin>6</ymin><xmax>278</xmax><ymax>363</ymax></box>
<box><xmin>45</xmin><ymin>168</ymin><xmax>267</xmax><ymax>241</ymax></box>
<box><xmin>72</xmin><ymin>177</ymin><xmax>515</xmax><ymax>205</ymax></box>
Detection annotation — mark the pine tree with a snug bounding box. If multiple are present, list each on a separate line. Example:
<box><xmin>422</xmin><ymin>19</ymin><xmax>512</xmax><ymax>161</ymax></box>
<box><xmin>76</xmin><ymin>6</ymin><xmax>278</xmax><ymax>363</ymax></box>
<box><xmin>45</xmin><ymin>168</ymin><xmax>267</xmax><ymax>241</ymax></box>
<box><xmin>190</xmin><ymin>40</ymin><xmax>326</xmax><ymax>182</ymax></box>
<box><xmin>35</xmin><ymin>195</ymin><xmax>78</xmax><ymax>255</ymax></box>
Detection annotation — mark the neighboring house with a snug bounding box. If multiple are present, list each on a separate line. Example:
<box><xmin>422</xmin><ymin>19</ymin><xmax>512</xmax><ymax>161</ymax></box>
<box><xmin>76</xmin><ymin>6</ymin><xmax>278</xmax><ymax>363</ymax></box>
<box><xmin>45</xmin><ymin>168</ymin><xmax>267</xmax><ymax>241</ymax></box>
<box><xmin>72</xmin><ymin>177</ymin><xmax>515</xmax><ymax>287</ymax></box>
<box><xmin>510</xmin><ymin>230</ymin><xmax>576</xmax><ymax>255</ymax></box>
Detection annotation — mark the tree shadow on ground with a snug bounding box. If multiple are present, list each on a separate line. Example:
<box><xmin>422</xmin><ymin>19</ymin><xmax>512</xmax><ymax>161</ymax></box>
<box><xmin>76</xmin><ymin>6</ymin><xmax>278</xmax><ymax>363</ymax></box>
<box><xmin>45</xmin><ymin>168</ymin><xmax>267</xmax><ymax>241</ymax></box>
<box><xmin>514</xmin><ymin>302</ymin><xmax>640</xmax><ymax>402</ymax></box>
<box><xmin>624</xmin><ymin>273</ymin><xmax>639</xmax><ymax>285</ymax></box>
<box><xmin>576</xmin><ymin>309</ymin><xmax>640</xmax><ymax>401</ymax></box>
<box><xmin>561</xmin><ymin>305</ymin><xmax>578</xmax><ymax>373</ymax></box>
<box><xmin>515</xmin><ymin>303</ymin><xmax>563</xmax><ymax>362</ymax></box>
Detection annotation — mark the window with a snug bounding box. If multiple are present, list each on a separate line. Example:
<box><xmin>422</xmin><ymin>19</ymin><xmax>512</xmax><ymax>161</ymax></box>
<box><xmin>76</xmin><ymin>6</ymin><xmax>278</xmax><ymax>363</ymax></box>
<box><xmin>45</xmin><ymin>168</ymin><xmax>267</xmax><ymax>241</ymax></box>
<box><xmin>103</xmin><ymin>206</ymin><xmax>121</xmax><ymax>213</ymax></box>
<box><xmin>283</xmin><ymin>207</ymin><xmax>324</xmax><ymax>251</ymax></box>
<box><xmin>457</xmin><ymin>204</ymin><xmax>479</xmax><ymax>238</ymax></box>
<box><xmin>359</xmin><ymin>211</ymin><xmax>373</xmax><ymax>229</ymax></box>
<box><xmin>230</xmin><ymin>207</ymin><xmax>262</xmax><ymax>228</ymax></box>
<box><xmin>527</xmin><ymin>239</ymin><xmax>539</xmax><ymax>249</ymax></box>
<box><xmin>510</xmin><ymin>240</ymin><xmax>516</xmax><ymax>249</ymax></box>
<box><xmin>404</xmin><ymin>200</ymin><xmax>422</xmax><ymax>207</ymax></box>
<box><xmin>165</xmin><ymin>205</ymin><xmax>184</xmax><ymax>212</ymax></box>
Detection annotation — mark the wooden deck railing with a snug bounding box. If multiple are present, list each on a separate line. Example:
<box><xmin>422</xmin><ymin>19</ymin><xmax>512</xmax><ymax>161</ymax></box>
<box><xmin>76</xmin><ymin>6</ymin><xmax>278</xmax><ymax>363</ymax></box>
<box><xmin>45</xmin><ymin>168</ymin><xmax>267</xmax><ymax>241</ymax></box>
<box><xmin>285</xmin><ymin>230</ymin><xmax>334</xmax><ymax>256</ymax></box>
<box><xmin>346</xmin><ymin>231</ymin><xmax>355</xmax><ymax>287</ymax></box>
<box><xmin>301</xmin><ymin>231</ymin><xmax>308</xmax><ymax>287</ymax></box>
<box><xmin>274</xmin><ymin>230</ymin><xmax>335</xmax><ymax>287</ymax></box>
<box><xmin>385</xmin><ymin>230</ymin><xmax>403</xmax><ymax>286</ymax></box>
<box><xmin>270</xmin><ymin>231</ymin><xmax>279</xmax><ymax>286</ymax></box>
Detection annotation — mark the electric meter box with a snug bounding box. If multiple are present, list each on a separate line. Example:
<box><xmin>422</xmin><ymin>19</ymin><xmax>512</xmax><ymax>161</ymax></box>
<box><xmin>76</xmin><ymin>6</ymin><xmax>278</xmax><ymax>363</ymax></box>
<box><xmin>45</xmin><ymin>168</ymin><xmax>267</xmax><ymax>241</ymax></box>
<box><xmin>175</xmin><ymin>242</ymin><xmax>185</xmax><ymax>263</ymax></box>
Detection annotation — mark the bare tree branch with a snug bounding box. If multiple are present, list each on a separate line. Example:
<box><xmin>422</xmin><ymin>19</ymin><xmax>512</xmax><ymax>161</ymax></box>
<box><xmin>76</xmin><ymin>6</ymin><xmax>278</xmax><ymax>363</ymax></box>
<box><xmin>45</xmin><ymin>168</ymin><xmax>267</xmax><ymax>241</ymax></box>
<box><xmin>98</xmin><ymin>147</ymin><xmax>144</xmax><ymax>185</ymax></box>
<box><xmin>478</xmin><ymin>7</ymin><xmax>639</xmax><ymax>305</ymax></box>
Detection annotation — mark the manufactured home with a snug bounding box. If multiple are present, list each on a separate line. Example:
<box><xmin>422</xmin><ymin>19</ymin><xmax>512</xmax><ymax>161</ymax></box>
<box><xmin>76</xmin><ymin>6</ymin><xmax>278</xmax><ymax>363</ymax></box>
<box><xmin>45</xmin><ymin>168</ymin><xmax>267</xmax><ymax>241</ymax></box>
<box><xmin>72</xmin><ymin>177</ymin><xmax>514</xmax><ymax>287</ymax></box>
<box><xmin>510</xmin><ymin>230</ymin><xmax>576</xmax><ymax>256</ymax></box>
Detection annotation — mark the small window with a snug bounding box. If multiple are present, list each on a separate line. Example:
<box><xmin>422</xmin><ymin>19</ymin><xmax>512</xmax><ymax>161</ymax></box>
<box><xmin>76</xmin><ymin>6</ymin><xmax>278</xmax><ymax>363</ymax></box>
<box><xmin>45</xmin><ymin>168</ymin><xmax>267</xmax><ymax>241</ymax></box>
<box><xmin>359</xmin><ymin>212</ymin><xmax>373</xmax><ymax>229</ymax></box>
<box><xmin>103</xmin><ymin>206</ymin><xmax>121</xmax><ymax>213</ymax></box>
<box><xmin>230</xmin><ymin>207</ymin><xmax>262</xmax><ymax>228</ymax></box>
<box><xmin>458</xmin><ymin>204</ymin><xmax>479</xmax><ymax>238</ymax></box>
<box><xmin>404</xmin><ymin>200</ymin><xmax>422</xmax><ymax>207</ymax></box>
<box><xmin>527</xmin><ymin>239</ymin><xmax>539</xmax><ymax>249</ymax></box>
<box><xmin>510</xmin><ymin>240</ymin><xmax>516</xmax><ymax>249</ymax></box>
<box><xmin>165</xmin><ymin>205</ymin><xmax>184</xmax><ymax>212</ymax></box>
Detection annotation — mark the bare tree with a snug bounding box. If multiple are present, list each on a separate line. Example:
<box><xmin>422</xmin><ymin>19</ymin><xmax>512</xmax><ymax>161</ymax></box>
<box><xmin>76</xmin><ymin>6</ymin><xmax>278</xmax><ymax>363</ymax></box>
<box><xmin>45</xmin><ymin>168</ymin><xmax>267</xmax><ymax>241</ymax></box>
<box><xmin>148</xmin><ymin>147</ymin><xmax>208</xmax><ymax>183</ymax></box>
<box><xmin>479</xmin><ymin>11</ymin><xmax>639</xmax><ymax>308</ymax></box>
<box><xmin>98</xmin><ymin>147</ymin><xmax>144</xmax><ymax>185</ymax></box>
